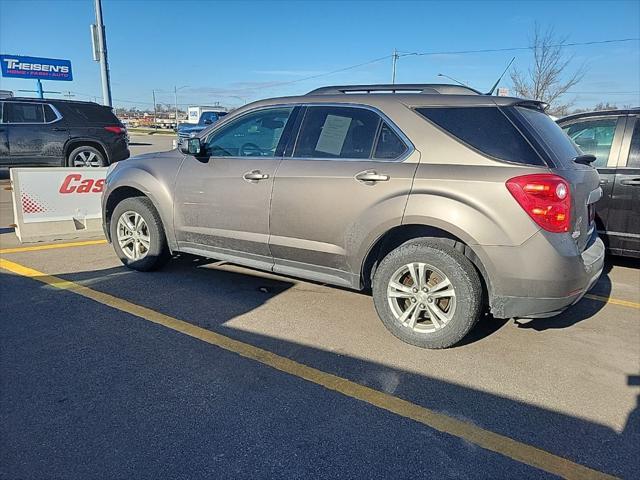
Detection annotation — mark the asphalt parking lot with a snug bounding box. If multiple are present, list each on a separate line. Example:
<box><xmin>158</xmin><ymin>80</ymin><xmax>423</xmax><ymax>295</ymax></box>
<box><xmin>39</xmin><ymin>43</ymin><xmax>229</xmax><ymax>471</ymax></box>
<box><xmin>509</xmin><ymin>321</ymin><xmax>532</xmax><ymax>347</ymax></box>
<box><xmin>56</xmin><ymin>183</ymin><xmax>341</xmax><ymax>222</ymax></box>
<box><xmin>1</xmin><ymin>135</ymin><xmax>639</xmax><ymax>479</ymax></box>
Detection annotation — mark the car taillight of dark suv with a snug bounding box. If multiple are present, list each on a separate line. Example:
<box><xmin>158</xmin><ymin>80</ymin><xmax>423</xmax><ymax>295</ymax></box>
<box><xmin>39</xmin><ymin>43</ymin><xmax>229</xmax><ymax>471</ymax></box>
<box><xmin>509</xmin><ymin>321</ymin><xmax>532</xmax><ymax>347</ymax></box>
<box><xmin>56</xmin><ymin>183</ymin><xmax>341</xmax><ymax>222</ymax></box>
<box><xmin>0</xmin><ymin>97</ymin><xmax>129</xmax><ymax>168</ymax></box>
<box><xmin>102</xmin><ymin>84</ymin><xmax>605</xmax><ymax>349</ymax></box>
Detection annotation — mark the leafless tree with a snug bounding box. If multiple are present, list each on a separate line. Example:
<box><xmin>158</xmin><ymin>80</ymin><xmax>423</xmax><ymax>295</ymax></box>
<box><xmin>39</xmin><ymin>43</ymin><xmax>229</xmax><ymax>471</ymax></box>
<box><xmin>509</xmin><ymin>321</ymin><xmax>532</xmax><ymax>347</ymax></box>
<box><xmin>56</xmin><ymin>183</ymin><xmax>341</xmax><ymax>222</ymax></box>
<box><xmin>510</xmin><ymin>24</ymin><xmax>586</xmax><ymax>115</ymax></box>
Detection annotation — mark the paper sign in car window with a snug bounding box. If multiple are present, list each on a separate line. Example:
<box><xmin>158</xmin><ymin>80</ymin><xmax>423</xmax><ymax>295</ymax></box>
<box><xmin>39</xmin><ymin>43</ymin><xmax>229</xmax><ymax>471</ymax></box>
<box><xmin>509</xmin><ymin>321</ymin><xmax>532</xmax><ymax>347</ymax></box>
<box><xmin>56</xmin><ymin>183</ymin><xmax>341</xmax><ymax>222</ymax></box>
<box><xmin>315</xmin><ymin>114</ymin><xmax>352</xmax><ymax>156</ymax></box>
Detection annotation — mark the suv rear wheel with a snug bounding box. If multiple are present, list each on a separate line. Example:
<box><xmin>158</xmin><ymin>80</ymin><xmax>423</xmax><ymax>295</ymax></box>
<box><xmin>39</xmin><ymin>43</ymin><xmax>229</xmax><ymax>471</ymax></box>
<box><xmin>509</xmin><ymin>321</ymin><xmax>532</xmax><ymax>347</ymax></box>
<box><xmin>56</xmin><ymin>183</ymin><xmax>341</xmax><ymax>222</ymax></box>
<box><xmin>372</xmin><ymin>239</ymin><xmax>482</xmax><ymax>349</ymax></box>
<box><xmin>110</xmin><ymin>197</ymin><xmax>170</xmax><ymax>271</ymax></box>
<box><xmin>68</xmin><ymin>145</ymin><xmax>106</xmax><ymax>167</ymax></box>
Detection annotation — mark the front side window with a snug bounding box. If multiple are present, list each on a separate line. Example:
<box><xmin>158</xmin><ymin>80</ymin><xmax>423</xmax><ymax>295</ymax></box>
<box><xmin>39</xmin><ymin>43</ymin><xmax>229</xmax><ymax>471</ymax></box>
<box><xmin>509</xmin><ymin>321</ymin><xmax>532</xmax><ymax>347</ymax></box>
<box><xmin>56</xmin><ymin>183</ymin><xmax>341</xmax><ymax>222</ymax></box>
<box><xmin>205</xmin><ymin>107</ymin><xmax>292</xmax><ymax>157</ymax></box>
<box><xmin>417</xmin><ymin>106</ymin><xmax>544</xmax><ymax>166</ymax></box>
<box><xmin>561</xmin><ymin>117</ymin><xmax>618</xmax><ymax>168</ymax></box>
<box><xmin>294</xmin><ymin>106</ymin><xmax>380</xmax><ymax>159</ymax></box>
<box><xmin>4</xmin><ymin>102</ymin><xmax>45</xmax><ymax>123</ymax></box>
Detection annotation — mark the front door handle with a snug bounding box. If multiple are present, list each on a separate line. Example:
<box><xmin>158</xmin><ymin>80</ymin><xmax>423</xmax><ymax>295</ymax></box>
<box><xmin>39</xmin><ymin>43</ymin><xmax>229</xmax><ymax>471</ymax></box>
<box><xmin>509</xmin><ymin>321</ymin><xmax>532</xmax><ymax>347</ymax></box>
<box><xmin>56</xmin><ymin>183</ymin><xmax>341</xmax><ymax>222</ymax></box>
<box><xmin>243</xmin><ymin>170</ymin><xmax>269</xmax><ymax>181</ymax></box>
<box><xmin>599</xmin><ymin>179</ymin><xmax>608</xmax><ymax>185</ymax></box>
<box><xmin>620</xmin><ymin>178</ymin><xmax>640</xmax><ymax>186</ymax></box>
<box><xmin>355</xmin><ymin>171</ymin><xmax>390</xmax><ymax>183</ymax></box>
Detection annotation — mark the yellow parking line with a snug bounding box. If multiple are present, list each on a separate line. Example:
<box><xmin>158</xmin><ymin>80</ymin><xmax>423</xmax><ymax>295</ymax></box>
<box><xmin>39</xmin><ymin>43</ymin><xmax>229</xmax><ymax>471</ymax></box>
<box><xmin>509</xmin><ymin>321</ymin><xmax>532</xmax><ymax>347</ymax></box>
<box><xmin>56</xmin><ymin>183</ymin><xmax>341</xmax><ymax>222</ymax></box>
<box><xmin>585</xmin><ymin>294</ymin><xmax>640</xmax><ymax>310</ymax></box>
<box><xmin>0</xmin><ymin>257</ymin><xmax>618</xmax><ymax>480</ymax></box>
<box><xmin>0</xmin><ymin>239</ymin><xmax>107</xmax><ymax>255</ymax></box>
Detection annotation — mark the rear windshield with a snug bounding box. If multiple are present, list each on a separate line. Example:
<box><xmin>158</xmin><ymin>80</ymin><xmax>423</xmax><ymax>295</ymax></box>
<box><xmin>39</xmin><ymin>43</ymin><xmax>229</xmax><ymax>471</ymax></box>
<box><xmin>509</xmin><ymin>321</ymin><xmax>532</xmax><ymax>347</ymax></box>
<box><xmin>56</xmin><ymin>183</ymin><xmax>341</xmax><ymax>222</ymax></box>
<box><xmin>58</xmin><ymin>103</ymin><xmax>119</xmax><ymax>124</ymax></box>
<box><xmin>416</xmin><ymin>106</ymin><xmax>545</xmax><ymax>166</ymax></box>
<box><xmin>514</xmin><ymin>106</ymin><xmax>580</xmax><ymax>168</ymax></box>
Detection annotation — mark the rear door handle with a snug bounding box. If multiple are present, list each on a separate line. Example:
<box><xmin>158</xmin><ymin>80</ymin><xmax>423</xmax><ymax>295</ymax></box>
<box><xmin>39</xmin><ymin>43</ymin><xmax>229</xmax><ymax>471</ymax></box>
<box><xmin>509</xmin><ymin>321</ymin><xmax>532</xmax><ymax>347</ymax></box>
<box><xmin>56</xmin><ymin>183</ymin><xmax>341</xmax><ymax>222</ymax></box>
<box><xmin>52</xmin><ymin>127</ymin><xmax>67</xmax><ymax>132</ymax></box>
<box><xmin>355</xmin><ymin>171</ymin><xmax>390</xmax><ymax>183</ymax></box>
<box><xmin>620</xmin><ymin>178</ymin><xmax>640</xmax><ymax>186</ymax></box>
<box><xmin>243</xmin><ymin>170</ymin><xmax>269</xmax><ymax>181</ymax></box>
<box><xmin>599</xmin><ymin>179</ymin><xmax>608</xmax><ymax>185</ymax></box>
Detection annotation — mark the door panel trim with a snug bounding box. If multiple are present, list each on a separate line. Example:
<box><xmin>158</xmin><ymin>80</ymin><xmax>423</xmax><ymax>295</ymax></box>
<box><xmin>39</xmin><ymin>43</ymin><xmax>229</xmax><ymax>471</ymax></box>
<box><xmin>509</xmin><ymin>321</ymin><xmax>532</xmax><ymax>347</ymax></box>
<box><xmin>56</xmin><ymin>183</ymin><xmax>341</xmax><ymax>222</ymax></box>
<box><xmin>178</xmin><ymin>243</ymin><xmax>274</xmax><ymax>272</ymax></box>
<box><xmin>272</xmin><ymin>258</ymin><xmax>358</xmax><ymax>288</ymax></box>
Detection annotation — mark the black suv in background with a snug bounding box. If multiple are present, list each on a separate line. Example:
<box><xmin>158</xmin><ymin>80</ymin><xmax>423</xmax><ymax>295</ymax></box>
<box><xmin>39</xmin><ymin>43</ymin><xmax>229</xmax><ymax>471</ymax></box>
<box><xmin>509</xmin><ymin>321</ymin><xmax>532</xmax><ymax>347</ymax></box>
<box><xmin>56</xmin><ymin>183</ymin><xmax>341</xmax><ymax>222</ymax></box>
<box><xmin>0</xmin><ymin>98</ymin><xmax>129</xmax><ymax>167</ymax></box>
<box><xmin>558</xmin><ymin>108</ymin><xmax>640</xmax><ymax>258</ymax></box>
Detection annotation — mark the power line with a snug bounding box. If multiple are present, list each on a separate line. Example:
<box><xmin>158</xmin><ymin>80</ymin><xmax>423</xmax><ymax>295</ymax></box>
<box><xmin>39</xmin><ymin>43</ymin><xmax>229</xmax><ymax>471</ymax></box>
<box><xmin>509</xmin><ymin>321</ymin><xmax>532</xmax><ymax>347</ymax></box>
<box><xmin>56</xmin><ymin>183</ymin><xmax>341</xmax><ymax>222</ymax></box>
<box><xmin>398</xmin><ymin>37</ymin><xmax>640</xmax><ymax>57</ymax></box>
<box><xmin>568</xmin><ymin>91</ymin><xmax>640</xmax><ymax>95</ymax></box>
<box><xmin>43</xmin><ymin>36</ymin><xmax>639</xmax><ymax>106</ymax></box>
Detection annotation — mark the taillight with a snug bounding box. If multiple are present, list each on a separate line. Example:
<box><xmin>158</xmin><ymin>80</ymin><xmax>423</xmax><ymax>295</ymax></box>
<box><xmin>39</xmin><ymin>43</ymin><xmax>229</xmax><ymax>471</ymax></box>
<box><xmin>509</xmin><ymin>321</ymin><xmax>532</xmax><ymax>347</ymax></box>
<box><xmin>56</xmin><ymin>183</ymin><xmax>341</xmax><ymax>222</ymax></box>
<box><xmin>506</xmin><ymin>174</ymin><xmax>571</xmax><ymax>233</ymax></box>
<box><xmin>104</xmin><ymin>126</ymin><xmax>126</xmax><ymax>134</ymax></box>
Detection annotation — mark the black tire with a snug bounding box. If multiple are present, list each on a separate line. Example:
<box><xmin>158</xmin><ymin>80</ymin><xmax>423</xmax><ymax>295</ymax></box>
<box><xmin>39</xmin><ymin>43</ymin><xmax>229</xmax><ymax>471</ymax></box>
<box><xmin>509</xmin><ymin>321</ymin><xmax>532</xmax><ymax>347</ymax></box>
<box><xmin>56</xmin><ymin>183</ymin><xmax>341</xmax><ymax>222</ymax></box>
<box><xmin>67</xmin><ymin>145</ymin><xmax>106</xmax><ymax>167</ymax></box>
<box><xmin>372</xmin><ymin>239</ymin><xmax>482</xmax><ymax>349</ymax></box>
<box><xmin>110</xmin><ymin>197</ymin><xmax>170</xmax><ymax>271</ymax></box>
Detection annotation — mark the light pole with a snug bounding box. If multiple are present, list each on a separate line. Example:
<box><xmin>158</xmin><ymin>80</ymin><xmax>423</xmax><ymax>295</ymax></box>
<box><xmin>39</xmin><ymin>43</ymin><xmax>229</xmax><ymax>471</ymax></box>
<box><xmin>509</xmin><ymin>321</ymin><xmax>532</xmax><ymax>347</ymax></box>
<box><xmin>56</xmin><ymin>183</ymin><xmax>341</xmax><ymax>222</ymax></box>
<box><xmin>174</xmin><ymin>85</ymin><xmax>189</xmax><ymax>127</ymax></box>
<box><xmin>93</xmin><ymin>0</ymin><xmax>112</xmax><ymax>106</ymax></box>
<box><xmin>437</xmin><ymin>73</ymin><xmax>468</xmax><ymax>87</ymax></box>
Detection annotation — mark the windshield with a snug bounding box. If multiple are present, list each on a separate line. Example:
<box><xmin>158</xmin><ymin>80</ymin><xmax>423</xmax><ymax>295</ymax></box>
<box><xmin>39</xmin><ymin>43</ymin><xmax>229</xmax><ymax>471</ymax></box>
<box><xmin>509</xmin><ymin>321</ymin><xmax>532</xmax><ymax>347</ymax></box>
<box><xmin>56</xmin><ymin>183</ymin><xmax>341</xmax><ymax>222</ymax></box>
<box><xmin>515</xmin><ymin>106</ymin><xmax>580</xmax><ymax>168</ymax></box>
<box><xmin>200</xmin><ymin>111</ymin><xmax>223</xmax><ymax>123</ymax></box>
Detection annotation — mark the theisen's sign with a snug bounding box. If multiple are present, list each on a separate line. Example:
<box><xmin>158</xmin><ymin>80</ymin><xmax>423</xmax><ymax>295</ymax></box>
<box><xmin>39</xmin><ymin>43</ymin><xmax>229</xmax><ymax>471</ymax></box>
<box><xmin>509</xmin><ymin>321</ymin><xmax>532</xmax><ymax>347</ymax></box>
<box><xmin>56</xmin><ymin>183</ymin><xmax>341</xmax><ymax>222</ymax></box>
<box><xmin>0</xmin><ymin>54</ymin><xmax>73</xmax><ymax>81</ymax></box>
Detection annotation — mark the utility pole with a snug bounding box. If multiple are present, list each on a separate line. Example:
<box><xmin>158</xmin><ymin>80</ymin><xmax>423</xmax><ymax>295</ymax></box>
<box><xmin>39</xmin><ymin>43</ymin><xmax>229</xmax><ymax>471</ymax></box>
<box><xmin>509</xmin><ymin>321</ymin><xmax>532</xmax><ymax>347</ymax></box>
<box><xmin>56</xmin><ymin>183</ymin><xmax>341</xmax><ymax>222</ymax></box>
<box><xmin>391</xmin><ymin>48</ymin><xmax>399</xmax><ymax>84</ymax></box>
<box><xmin>93</xmin><ymin>0</ymin><xmax>112</xmax><ymax>106</ymax></box>
<box><xmin>152</xmin><ymin>89</ymin><xmax>157</xmax><ymax>129</ymax></box>
<box><xmin>174</xmin><ymin>85</ymin><xmax>189</xmax><ymax>127</ymax></box>
<box><xmin>174</xmin><ymin>86</ymin><xmax>178</xmax><ymax>128</ymax></box>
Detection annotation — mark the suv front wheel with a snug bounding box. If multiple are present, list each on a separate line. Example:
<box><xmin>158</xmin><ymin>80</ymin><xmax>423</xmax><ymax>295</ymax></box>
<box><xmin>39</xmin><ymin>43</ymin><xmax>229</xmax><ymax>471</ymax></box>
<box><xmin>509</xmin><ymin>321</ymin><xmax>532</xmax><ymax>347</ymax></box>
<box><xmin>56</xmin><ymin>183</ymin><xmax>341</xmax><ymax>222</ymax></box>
<box><xmin>372</xmin><ymin>239</ymin><xmax>482</xmax><ymax>349</ymax></box>
<box><xmin>110</xmin><ymin>197</ymin><xmax>171</xmax><ymax>271</ymax></box>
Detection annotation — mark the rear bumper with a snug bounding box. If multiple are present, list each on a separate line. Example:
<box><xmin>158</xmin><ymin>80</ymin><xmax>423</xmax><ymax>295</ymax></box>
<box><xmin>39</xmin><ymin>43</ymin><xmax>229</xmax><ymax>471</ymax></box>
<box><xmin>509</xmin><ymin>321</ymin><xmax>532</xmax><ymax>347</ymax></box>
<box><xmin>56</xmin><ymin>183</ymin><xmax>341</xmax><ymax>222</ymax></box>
<box><xmin>484</xmin><ymin>231</ymin><xmax>605</xmax><ymax>319</ymax></box>
<box><xmin>109</xmin><ymin>138</ymin><xmax>130</xmax><ymax>163</ymax></box>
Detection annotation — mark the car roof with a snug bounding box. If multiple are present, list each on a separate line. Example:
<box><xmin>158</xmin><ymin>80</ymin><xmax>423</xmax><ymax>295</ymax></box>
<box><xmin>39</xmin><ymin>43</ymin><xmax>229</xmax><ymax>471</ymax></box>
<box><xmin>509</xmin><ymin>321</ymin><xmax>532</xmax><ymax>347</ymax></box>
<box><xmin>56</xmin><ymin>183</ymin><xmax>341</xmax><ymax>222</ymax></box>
<box><xmin>230</xmin><ymin>88</ymin><xmax>542</xmax><ymax>117</ymax></box>
<box><xmin>1</xmin><ymin>97</ymin><xmax>106</xmax><ymax>107</ymax></box>
<box><xmin>559</xmin><ymin>107</ymin><xmax>640</xmax><ymax>123</ymax></box>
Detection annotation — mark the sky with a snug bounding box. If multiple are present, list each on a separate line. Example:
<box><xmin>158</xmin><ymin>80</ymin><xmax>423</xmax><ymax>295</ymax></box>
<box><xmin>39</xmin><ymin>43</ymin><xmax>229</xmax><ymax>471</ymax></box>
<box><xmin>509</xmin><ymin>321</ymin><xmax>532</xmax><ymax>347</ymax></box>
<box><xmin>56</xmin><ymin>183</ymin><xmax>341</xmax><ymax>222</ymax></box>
<box><xmin>1</xmin><ymin>0</ymin><xmax>639</xmax><ymax>110</ymax></box>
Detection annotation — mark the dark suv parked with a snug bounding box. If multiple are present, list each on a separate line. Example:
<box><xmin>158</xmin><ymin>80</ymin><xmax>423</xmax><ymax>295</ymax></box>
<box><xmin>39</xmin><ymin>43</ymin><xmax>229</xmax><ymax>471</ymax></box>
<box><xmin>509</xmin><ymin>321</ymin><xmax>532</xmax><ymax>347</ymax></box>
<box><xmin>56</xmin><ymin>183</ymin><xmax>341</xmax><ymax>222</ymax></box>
<box><xmin>558</xmin><ymin>108</ymin><xmax>640</xmax><ymax>257</ymax></box>
<box><xmin>0</xmin><ymin>97</ymin><xmax>129</xmax><ymax>167</ymax></box>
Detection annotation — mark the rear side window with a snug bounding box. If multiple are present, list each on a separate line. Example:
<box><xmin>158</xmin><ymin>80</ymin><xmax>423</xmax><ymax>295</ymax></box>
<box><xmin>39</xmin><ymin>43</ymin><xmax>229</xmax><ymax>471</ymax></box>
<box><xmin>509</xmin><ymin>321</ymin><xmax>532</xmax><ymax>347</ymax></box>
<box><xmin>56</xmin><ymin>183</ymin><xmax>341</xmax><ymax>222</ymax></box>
<box><xmin>374</xmin><ymin>123</ymin><xmax>407</xmax><ymax>159</ymax></box>
<box><xmin>294</xmin><ymin>106</ymin><xmax>380</xmax><ymax>159</ymax></box>
<box><xmin>43</xmin><ymin>104</ymin><xmax>57</xmax><ymax>122</ymax></box>
<box><xmin>62</xmin><ymin>103</ymin><xmax>118</xmax><ymax>123</ymax></box>
<box><xmin>628</xmin><ymin>119</ymin><xmax>640</xmax><ymax>168</ymax></box>
<box><xmin>416</xmin><ymin>106</ymin><xmax>544</xmax><ymax>166</ymax></box>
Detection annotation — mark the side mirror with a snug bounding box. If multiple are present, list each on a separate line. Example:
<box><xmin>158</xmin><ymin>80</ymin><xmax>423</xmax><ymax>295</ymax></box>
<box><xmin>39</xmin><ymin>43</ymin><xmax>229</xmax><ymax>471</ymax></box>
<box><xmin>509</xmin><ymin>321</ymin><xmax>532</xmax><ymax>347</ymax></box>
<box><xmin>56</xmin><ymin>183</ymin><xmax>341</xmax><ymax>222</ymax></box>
<box><xmin>180</xmin><ymin>138</ymin><xmax>202</xmax><ymax>155</ymax></box>
<box><xmin>203</xmin><ymin>118</ymin><xmax>212</xmax><ymax>125</ymax></box>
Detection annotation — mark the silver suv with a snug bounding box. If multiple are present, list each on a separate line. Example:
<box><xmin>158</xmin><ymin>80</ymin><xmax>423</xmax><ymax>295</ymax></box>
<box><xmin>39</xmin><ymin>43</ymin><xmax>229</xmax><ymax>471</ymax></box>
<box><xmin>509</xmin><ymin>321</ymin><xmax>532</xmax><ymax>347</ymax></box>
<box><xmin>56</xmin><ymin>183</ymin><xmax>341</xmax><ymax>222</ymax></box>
<box><xmin>102</xmin><ymin>84</ymin><xmax>605</xmax><ymax>349</ymax></box>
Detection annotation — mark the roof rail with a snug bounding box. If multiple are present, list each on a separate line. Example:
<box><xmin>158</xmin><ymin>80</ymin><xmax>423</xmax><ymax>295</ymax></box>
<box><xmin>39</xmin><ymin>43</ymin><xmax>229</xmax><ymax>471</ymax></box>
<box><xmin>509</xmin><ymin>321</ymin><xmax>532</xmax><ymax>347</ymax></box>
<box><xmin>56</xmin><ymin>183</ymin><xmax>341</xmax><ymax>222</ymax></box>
<box><xmin>307</xmin><ymin>83</ymin><xmax>482</xmax><ymax>96</ymax></box>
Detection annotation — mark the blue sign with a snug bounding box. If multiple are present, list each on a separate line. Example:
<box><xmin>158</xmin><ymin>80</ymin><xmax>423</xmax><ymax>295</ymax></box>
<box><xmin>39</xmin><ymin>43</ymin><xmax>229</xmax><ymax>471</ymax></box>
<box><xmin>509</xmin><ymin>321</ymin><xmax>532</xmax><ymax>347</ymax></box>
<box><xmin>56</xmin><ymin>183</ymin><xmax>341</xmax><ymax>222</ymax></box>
<box><xmin>0</xmin><ymin>54</ymin><xmax>73</xmax><ymax>81</ymax></box>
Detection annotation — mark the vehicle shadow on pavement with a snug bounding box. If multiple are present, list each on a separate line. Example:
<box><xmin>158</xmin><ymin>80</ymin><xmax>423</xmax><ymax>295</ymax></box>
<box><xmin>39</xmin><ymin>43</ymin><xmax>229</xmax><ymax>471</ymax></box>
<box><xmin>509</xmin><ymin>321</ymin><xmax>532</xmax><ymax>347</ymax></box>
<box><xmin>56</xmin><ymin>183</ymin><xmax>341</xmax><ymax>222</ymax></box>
<box><xmin>2</xmin><ymin>255</ymin><xmax>638</xmax><ymax>479</ymax></box>
<box><xmin>2</xmin><ymin>264</ymin><xmax>639</xmax><ymax>479</ymax></box>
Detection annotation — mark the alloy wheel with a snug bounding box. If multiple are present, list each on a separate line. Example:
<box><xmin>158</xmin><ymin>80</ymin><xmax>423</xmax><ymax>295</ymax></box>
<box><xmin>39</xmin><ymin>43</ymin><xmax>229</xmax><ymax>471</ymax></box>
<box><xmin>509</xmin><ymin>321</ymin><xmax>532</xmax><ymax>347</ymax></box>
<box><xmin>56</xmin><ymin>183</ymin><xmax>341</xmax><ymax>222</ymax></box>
<box><xmin>386</xmin><ymin>262</ymin><xmax>457</xmax><ymax>333</ymax></box>
<box><xmin>73</xmin><ymin>150</ymin><xmax>102</xmax><ymax>167</ymax></box>
<box><xmin>116</xmin><ymin>211</ymin><xmax>150</xmax><ymax>261</ymax></box>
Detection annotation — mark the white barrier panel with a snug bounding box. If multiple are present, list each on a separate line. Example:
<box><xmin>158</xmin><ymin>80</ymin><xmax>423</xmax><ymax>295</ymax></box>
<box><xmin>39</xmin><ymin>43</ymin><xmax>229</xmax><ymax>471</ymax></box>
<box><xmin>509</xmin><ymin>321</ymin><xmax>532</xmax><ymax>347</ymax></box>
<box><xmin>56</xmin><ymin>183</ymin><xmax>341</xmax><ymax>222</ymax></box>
<box><xmin>10</xmin><ymin>167</ymin><xmax>107</xmax><ymax>243</ymax></box>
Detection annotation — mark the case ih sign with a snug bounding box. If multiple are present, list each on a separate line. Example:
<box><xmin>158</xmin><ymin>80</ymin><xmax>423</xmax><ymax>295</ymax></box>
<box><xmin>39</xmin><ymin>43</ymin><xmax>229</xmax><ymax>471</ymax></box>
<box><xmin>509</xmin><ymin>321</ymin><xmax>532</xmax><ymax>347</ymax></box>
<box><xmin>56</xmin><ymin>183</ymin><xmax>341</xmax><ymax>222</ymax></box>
<box><xmin>0</xmin><ymin>54</ymin><xmax>73</xmax><ymax>81</ymax></box>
